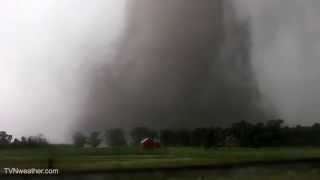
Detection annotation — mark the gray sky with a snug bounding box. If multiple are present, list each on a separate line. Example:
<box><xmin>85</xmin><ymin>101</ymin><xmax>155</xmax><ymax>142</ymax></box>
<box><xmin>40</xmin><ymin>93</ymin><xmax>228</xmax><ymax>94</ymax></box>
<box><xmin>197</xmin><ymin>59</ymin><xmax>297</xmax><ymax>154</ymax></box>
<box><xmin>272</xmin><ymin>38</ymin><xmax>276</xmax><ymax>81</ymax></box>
<box><xmin>236</xmin><ymin>0</ymin><xmax>320</xmax><ymax>125</ymax></box>
<box><xmin>0</xmin><ymin>0</ymin><xmax>126</xmax><ymax>142</ymax></box>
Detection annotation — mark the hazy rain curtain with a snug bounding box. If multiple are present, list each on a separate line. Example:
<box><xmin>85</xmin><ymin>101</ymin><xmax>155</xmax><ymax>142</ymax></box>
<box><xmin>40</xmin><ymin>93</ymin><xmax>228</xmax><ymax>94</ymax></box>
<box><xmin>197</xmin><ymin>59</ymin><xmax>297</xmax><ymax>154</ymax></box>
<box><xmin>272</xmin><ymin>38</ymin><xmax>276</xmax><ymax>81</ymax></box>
<box><xmin>78</xmin><ymin>0</ymin><xmax>270</xmax><ymax>131</ymax></box>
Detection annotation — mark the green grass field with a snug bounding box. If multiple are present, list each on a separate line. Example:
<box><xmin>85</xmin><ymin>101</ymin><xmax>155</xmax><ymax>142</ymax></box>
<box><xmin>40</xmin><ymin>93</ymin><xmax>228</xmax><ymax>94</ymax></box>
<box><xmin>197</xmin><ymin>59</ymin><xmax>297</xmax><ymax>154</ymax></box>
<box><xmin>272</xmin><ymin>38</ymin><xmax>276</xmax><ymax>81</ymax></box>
<box><xmin>0</xmin><ymin>147</ymin><xmax>320</xmax><ymax>172</ymax></box>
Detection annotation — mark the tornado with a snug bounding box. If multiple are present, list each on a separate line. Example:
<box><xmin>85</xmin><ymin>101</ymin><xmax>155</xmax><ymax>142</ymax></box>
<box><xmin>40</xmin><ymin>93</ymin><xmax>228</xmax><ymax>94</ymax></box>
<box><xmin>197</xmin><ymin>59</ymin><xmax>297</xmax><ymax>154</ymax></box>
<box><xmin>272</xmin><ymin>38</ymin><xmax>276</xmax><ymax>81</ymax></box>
<box><xmin>78</xmin><ymin>0</ymin><xmax>271</xmax><ymax>131</ymax></box>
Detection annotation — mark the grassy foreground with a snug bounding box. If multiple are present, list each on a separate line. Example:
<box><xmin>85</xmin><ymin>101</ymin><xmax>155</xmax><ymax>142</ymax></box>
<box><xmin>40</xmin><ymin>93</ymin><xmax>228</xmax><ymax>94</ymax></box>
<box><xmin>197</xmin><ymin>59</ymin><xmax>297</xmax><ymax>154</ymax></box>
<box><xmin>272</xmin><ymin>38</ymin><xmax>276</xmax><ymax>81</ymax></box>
<box><xmin>0</xmin><ymin>147</ymin><xmax>320</xmax><ymax>172</ymax></box>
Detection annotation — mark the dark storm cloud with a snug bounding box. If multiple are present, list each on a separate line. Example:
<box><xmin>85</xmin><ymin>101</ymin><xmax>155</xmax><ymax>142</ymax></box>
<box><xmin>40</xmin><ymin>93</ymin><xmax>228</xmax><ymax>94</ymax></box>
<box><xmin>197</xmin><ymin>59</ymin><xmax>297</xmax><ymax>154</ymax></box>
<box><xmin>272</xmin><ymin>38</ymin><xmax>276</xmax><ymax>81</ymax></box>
<box><xmin>78</xmin><ymin>0</ymin><xmax>271</xmax><ymax>130</ymax></box>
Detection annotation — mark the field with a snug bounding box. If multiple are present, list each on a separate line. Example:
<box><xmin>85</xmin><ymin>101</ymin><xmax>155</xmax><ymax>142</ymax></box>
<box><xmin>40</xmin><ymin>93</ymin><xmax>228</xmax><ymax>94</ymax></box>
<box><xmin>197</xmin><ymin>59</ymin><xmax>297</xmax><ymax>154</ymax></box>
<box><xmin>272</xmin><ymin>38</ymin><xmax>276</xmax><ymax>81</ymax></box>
<box><xmin>1</xmin><ymin>147</ymin><xmax>320</xmax><ymax>173</ymax></box>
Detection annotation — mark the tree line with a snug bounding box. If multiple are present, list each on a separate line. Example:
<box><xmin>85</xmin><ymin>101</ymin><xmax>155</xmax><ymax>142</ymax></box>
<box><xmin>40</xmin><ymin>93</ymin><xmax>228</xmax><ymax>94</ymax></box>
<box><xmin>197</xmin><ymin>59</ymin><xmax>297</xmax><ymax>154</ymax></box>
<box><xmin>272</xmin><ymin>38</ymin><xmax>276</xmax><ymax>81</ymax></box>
<box><xmin>73</xmin><ymin>119</ymin><xmax>320</xmax><ymax>148</ymax></box>
<box><xmin>2</xmin><ymin>119</ymin><xmax>320</xmax><ymax>148</ymax></box>
<box><xmin>73</xmin><ymin>127</ymin><xmax>157</xmax><ymax>148</ymax></box>
<box><xmin>0</xmin><ymin>131</ymin><xmax>48</xmax><ymax>148</ymax></box>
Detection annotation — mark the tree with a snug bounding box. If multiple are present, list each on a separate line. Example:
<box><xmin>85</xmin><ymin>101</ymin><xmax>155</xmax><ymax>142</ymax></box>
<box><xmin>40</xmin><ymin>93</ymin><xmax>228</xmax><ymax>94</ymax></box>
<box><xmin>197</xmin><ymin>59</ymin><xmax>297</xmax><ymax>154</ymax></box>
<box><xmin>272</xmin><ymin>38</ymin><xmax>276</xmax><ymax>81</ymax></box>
<box><xmin>88</xmin><ymin>131</ymin><xmax>102</xmax><ymax>148</ymax></box>
<box><xmin>266</xmin><ymin>119</ymin><xmax>284</xmax><ymax>128</ymax></box>
<box><xmin>20</xmin><ymin>136</ymin><xmax>27</xmax><ymax>146</ymax></box>
<box><xmin>252</xmin><ymin>119</ymin><xmax>284</xmax><ymax>147</ymax></box>
<box><xmin>0</xmin><ymin>131</ymin><xmax>13</xmax><ymax>146</ymax></box>
<box><xmin>106</xmin><ymin>128</ymin><xmax>127</xmax><ymax>147</ymax></box>
<box><xmin>12</xmin><ymin>138</ymin><xmax>21</xmax><ymax>146</ymax></box>
<box><xmin>190</xmin><ymin>128</ymin><xmax>209</xmax><ymax>147</ymax></box>
<box><xmin>229</xmin><ymin>120</ymin><xmax>254</xmax><ymax>147</ymax></box>
<box><xmin>72</xmin><ymin>132</ymin><xmax>87</xmax><ymax>148</ymax></box>
<box><xmin>203</xmin><ymin>127</ymin><xmax>222</xmax><ymax>148</ymax></box>
<box><xmin>160</xmin><ymin>130</ymin><xmax>177</xmax><ymax>146</ymax></box>
<box><xmin>176</xmin><ymin>129</ymin><xmax>191</xmax><ymax>146</ymax></box>
<box><xmin>131</xmin><ymin>127</ymin><xmax>158</xmax><ymax>145</ymax></box>
<box><xmin>26</xmin><ymin>134</ymin><xmax>49</xmax><ymax>147</ymax></box>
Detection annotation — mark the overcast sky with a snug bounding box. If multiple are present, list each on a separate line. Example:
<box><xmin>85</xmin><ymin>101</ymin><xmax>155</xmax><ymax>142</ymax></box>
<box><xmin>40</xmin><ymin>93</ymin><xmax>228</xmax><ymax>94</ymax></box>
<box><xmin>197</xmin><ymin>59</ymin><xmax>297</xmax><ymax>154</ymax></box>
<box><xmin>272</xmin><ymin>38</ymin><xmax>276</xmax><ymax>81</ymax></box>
<box><xmin>0</xmin><ymin>0</ymin><xmax>126</xmax><ymax>142</ymax></box>
<box><xmin>237</xmin><ymin>0</ymin><xmax>320</xmax><ymax>126</ymax></box>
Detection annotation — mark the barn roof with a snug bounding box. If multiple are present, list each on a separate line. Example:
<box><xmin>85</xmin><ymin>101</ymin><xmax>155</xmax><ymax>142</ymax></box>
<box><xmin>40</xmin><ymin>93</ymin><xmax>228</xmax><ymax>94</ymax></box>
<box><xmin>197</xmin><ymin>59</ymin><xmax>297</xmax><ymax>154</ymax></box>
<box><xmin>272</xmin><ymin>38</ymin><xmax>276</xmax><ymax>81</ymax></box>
<box><xmin>140</xmin><ymin>137</ymin><xmax>152</xmax><ymax>144</ymax></box>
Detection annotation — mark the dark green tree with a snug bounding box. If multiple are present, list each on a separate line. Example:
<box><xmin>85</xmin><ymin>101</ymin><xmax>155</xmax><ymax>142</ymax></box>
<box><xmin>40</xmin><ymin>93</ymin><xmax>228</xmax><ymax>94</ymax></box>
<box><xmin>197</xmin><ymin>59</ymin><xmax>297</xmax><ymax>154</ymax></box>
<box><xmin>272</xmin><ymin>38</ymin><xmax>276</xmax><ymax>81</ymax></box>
<box><xmin>229</xmin><ymin>120</ymin><xmax>254</xmax><ymax>147</ymax></box>
<box><xmin>88</xmin><ymin>131</ymin><xmax>102</xmax><ymax>148</ymax></box>
<box><xmin>160</xmin><ymin>130</ymin><xmax>177</xmax><ymax>146</ymax></box>
<box><xmin>176</xmin><ymin>129</ymin><xmax>191</xmax><ymax>146</ymax></box>
<box><xmin>106</xmin><ymin>128</ymin><xmax>127</xmax><ymax>147</ymax></box>
<box><xmin>72</xmin><ymin>132</ymin><xmax>87</xmax><ymax>148</ymax></box>
<box><xmin>20</xmin><ymin>136</ymin><xmax>28</xmax><ymax>146</ymax></box>
<box><xmin>26</xmin><ymin>134</ymin><xmax>49</xmax><ymax>147</ymax></box>
<box><xmin>0</xmin><ymin>131</ymin><xmax>13</xmax><ymax>146</ymax></box>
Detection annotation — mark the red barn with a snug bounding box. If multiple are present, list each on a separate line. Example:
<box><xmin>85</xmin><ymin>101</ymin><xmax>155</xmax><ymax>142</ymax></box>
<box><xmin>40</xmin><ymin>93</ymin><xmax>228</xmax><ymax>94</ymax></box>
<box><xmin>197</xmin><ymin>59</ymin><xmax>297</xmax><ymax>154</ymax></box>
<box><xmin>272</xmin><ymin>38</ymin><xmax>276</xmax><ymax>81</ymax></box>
<box><xmin>140</xmin><ymin>138</ymin><xmax>161</xmax><ymax>149</ymax></box>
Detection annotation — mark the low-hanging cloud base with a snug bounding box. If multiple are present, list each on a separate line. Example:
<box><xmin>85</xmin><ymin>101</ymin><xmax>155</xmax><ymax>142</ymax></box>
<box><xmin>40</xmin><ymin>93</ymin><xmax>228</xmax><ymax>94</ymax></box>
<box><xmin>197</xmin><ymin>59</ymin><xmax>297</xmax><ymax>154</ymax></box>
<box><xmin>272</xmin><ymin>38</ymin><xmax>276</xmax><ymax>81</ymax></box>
<box><xmin>77</xmin><ymin>0</ymin><xmax>273</xmax><ymax>131</ymax></box>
